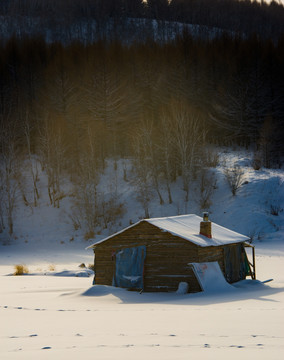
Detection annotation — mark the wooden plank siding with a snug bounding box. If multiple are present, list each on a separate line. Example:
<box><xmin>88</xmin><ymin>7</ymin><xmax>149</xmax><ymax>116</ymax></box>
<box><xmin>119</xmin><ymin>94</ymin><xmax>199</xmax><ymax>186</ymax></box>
<box><xmin>93</xmin><ymin>221</ymin><xmax>203</xmax><ymax>292</ymax></box>
<box><xmin>143</xmin><ymin>240</ymin><xmax>201</xmax><ymax>292</ymax></box>
<box><xmin>197</xmin><ymin>246</ymin><xmax>225</xmax><ymax>274</ymax></box>
<box><xmin>92</xmin><ymin>221</ymin><xmax>247</xmax><ymax>292</ymax></box>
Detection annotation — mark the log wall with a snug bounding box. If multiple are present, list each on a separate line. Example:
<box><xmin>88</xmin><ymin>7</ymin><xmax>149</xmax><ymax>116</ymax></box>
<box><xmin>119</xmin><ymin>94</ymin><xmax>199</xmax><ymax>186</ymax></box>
<box><xmin>197</xmin><ymin>245</ymin><xmax>225</xmax><ymax>273</ymax></box>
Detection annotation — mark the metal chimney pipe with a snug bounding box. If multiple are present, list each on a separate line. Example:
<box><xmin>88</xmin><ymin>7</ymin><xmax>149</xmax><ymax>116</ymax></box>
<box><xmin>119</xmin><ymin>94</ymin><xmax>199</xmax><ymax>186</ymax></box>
<box><xmin>203</xmin><ymin>212</ymin><xmax>209</xmax><ymax>222</ymax></box>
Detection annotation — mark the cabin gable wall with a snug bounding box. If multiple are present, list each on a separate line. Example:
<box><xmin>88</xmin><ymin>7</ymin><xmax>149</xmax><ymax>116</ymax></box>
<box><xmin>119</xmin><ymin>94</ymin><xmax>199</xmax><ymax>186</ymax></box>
<box><xmin>197</xmin><ymin>245</ymin><xmax>225</xmax><ymax>273</ymax></box>
<box><xmin>197</xmin><ymin>243</ymin><xmax>247</xmax><ymax>283</ymax></box>
<box><xmin>94</xmin><ymin>221</ymin><xmax>201</xmax><ymax>292</ymax></box>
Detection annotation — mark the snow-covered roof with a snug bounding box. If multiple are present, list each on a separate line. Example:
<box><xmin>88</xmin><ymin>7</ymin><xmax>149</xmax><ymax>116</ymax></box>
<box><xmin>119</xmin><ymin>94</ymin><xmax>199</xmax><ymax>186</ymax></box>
<box><xmin>146</xmin><ymin>214</ymin><xmax>249</xmax><ymax>246</ymax></box>
<box><xmin>88</xmin><ymin>214</ymin><xmax>250</xmax><ymax>249</ymax></box>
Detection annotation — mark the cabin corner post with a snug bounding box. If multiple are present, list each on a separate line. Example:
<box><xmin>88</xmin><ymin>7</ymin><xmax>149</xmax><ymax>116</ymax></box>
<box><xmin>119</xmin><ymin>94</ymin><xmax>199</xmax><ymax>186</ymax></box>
<box><xmin>92</xmin><ymin>248</ymin><xmax>96</xmax><ymax>285</ymax></box>
<box><xmin>252</xmin><ymin>245</ymin><xmax>256</xmax><ymax>280</ymax></box>
<box><xmin>248</xmin><ymin>244</ymin><xmax>256</xmax><ymax>280</ymax></box>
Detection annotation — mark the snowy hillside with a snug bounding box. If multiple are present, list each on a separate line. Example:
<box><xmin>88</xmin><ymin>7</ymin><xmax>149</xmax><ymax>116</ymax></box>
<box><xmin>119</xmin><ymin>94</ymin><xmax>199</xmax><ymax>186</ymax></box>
<box><xmin>1</xmin><ymin>148</ymin><xmax>283</xmax><ymax>254</ymax></box>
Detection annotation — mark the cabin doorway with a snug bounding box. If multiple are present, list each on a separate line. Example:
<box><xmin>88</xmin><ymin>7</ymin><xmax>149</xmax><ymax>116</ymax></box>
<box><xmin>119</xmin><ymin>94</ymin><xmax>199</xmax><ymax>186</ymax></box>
<box><xmin>224</xmin><ymin>244</ymin><xmax>248</xmax><ymax>283</ymax></box>
<box><xmin>113</xmin><ymin>245</ymin><xmax>146</xmax><ymax>290</ymax></box>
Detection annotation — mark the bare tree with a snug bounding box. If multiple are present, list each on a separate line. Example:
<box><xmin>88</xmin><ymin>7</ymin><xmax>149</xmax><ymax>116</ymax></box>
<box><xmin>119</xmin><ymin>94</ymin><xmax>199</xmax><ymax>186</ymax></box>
<box><xmin>131</xmin><ymin>130</ymin><xmax>153</xmax><ymax>218</ymax></box>
<box><xmin>211</xmin><ymin>77</ymin><xmax>252</xmax><ymax>145</ymax></box>
<box><xmin>72</xmin><ymin>124</ymin><xmax>102</xmax><ymax>232</ymax></box>
<box><xmin>85</xmin><ymin>62</ymin><xmax>129</xmax><ymax>160</ymax></box>
<box><xmin>170</xmin><ymin>100</ymin><xmax>205</xmax><ymax>202</ymax></box>
<box><xmin>211</xmin><ymin>70</ymin><xmax>274</xmax><ymax>147</ymax></box>
<box><xmin>138</xmin><ymin>121</ymin><xmax>164</xmax><ymax>205</ymax></box>
<box><xmin>38</xmin><ymin>112</ymin><xmax>66</xmax><ymax>208</ymax></box>
<box><xmin>40</xmin><ymin>51</ymin><xmax>83</xmax><ymax>177</ymax></box>
<box><xmin>224</xmin><ymin>163</ymin><xmax>245</xmax><ymax>196</ymax></box>
<box><xmin>23</xmin><ymin>112</ymin><xmax>40</xmax><ymax>207</ymax></box>
<box><xmin>98</xmin><ymin>180</ymin><xmax>126</xmax><ymax>232</ymax></box>
<box><xmin>196</xmin><ymin>168</ymin><xmax>216</xmax><ymax>210</ymax></box>
<box><xmin>0</xmin><ymin>115</ymin><xmax>21</xmax><ymax>235</ymax></box>
<box><xmin>0</xmin><ymin>170</ymin><xmax>5</xmax><ymax>233</ymax></box>
<box><xmin>159</xmin><ymin>111</ymin><xmax>174</xmax><ymax>204</ymax></box>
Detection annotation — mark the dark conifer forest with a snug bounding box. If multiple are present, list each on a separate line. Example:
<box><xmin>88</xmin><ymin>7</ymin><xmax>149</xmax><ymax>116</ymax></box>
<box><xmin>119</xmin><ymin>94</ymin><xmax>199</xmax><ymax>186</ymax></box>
<box><xmin>0</xmin><ymin>0</ymin><xmax>283</xmax><ymax>234</ymax></box>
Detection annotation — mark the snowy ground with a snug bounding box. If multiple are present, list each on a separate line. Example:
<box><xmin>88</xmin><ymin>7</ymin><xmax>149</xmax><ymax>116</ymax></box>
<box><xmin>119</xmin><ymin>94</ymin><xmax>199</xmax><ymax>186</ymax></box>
<box><xmin>0</xmin><ymin>244</ymin><xmax>283</xmax><ymax>360</ymax></box>
<box><xmin>0</xmin><ymin>149</ymin><xmax>284</xmax><ymax>359</ymax></box>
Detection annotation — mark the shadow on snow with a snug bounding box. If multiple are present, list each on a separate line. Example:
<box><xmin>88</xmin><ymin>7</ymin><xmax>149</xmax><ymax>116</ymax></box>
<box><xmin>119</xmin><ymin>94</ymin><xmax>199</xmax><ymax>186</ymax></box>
<box><xmin>80</xmin><ymin>280</ymin><xmax>284</xmax><ymax>306</ymax></box>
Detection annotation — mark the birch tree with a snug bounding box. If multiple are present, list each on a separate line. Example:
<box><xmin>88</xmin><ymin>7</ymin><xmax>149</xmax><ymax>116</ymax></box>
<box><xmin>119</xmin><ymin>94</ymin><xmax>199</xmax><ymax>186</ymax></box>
<box><xmin>23</xmin><ymin>112</ymin><xmax>40</xmax><ymax>207</ymax></box>
<box><xmin>158</xmin><ymin>111</ymin><xmax>174</xmax><ymax>204</ymax></box>
<box><xmin>170</xmin><ymin>100</ymin><xmax>205</xmax><ymax>202</ymax></box>
<box><xmin>211</xmin><ymin>69</ymin><xmax>273</xmax><ymax>147</ymax></box>
<box><xmin>85</xmin><ymin>62</ymin><xmax>128</xmax><ymax>159</ymax></box>
<box><xmin>0</xmin><ymin>115</ymin><xmax>21</xmax><ymax>235</ymax></box>
<box><xmin>131</xmin><ymin>128</ymin><xmax>153</xmax><ymax>218</ymax></box>
<box><xmin>38</xmin><ymin>112</ymin><xmax>66</xmax><ymax>208</ymax></box>
<box><xmin>41</xmin><ymin>49</ymin><xmax>82</xmax><ymax>176</ymax></box>
<box><xmin>141</xmin><ymin>121</ymin><xmax>164</xmax><ymax>205</ymax></box>
<box><xmin>72</xmin><ymin>124</ymin><xmax>102</xmax><ymax>232</ymax></box>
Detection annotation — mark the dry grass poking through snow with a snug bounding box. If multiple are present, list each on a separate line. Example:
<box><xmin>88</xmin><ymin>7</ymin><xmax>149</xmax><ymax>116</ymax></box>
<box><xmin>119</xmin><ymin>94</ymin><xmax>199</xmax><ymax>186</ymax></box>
<box><xmin>48</xmin><ymin>264</ymin><xmax>56</xmax><ymax>271</ymax></box>
<box><xmin>13</xmin><ymin>264</ymin><xmax>29</xmax><ymax>275</ymax></box>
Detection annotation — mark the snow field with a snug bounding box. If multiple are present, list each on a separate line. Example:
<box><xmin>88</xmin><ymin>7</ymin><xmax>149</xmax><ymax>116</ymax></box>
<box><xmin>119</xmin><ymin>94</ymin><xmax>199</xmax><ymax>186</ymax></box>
<box><xmin>0</xmin><ymin>252</ymin><xmax>283</xmax><ymax>360</ymax></box>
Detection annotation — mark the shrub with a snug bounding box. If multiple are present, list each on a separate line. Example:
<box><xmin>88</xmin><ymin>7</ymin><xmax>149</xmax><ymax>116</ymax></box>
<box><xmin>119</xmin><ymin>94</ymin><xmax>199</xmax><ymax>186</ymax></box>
<box><xmin>224</xmin><ymin>163</ymin><xmax>244</xmax><ymax>196</ymax></box>
<box><xmin>48</xmin><ymin>264</ymin><xmax>56</xmax><ymax>272</ymax></box>
<box><xmin>197</xmin><ymin>169</ymin><xmax>217</xmax><ymax>209</ymax></box>
<box><xmin>69</xmin><ymin>213</ymin><xmax>81</xmax><ymax>231</ymax></box>
<box><xmin>84</xmin><ymin>230</ymin><xmax>95</xmax><ymax>241</ymax></box>
<box><xmin>202</xmin><ymin>148</ymin><xmax>219</xmax><ymax>168</ymax></box>
<box><xmin>270</xmin><ymin>204</ymin><xmax>283</xmax><ymax>216</ymax></box>
<box><xmin>88</xmin><ymin>264</ymin><xmax>95</xmax><ymax>271</ymax></box>
<box><xmin>252</xmin><ymin>154</ymin><xmax>261</xmax><ymax>170</ymax></box>
<box><xmin>14</xmin><ymin>264</ymin><xmax>29</xmax><ymax>275</ymax></box>
<box><xmin>101</xmin><ymin>200</ymin><xmax>126</xmax><ymax>229</ymax></box>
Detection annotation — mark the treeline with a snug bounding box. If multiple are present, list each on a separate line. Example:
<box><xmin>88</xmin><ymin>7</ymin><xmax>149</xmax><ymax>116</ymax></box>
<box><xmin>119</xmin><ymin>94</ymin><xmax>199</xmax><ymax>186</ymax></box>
<box><xmin>0</xmin><ymin>0</ymin><xmax>284</xmax><ymax>41</ymax></box>
<box><xmin>0</xmin><ymin>33</ymin><xmax>283</xmax><ymax>235</ymax></box>
<box><xmin>1</xmin><ymin>33</ymin><xmax>283</xmax><ymax>158</ymax></box>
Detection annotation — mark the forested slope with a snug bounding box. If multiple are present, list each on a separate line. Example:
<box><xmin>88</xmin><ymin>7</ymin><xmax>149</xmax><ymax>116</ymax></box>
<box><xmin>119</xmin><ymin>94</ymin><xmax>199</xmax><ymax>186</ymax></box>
<box><xmin>0</xmin><ymin>0</ymin><xmax>283</xmax><ymax>240</ymax></box>
<box><xmin>0</xmin><ymin>0</ymin><xmax>283</xmax><ymax>41</ymax></box>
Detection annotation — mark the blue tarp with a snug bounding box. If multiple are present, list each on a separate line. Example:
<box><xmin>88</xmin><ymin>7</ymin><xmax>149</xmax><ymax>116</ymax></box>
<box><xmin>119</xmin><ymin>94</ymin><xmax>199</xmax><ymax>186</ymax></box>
<box><xmin>114</xmin><ymin>245</ymin><xmax>146</xmax><ymax>290</ymax></box>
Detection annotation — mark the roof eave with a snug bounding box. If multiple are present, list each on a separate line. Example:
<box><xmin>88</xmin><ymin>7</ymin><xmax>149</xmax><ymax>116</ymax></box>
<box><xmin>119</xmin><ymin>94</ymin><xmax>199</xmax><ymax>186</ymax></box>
<box><xmin>86</xmin><ymin>219</ymin><xmax>144</xmax><ymax>249</ymax></box>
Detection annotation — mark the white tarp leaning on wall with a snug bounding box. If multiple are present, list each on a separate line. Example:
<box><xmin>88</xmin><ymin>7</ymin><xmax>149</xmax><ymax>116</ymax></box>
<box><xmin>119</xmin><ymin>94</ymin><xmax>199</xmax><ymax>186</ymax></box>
<box><xmin>190</xmin><ymin>261</ymin><xmax>235</xmax><ymax>293</ymax></box>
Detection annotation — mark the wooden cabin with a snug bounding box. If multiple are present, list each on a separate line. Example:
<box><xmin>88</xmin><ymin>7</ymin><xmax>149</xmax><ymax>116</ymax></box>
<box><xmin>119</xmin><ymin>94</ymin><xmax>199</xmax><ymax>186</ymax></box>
<box><xmin>88</xmin><ymin>214</ymin><xmax>256</xmax><ymax>293</ymax></box>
